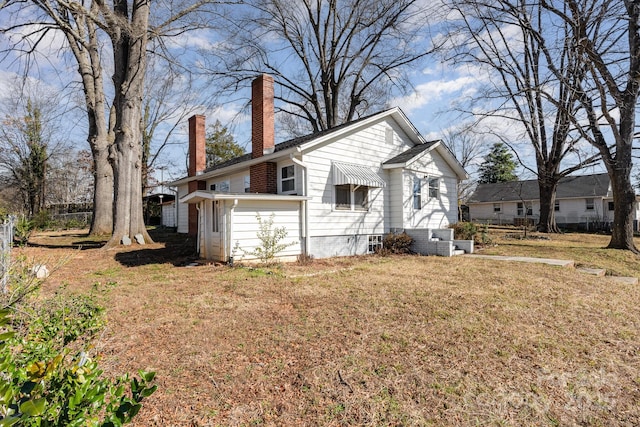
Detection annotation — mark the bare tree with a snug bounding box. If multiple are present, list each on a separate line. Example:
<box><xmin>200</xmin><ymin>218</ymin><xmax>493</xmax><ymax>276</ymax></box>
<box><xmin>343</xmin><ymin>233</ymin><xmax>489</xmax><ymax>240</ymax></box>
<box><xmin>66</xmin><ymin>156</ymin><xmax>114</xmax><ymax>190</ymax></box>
<box><xmin>213</xmin><ymin>0</ymin><xmax>438</xmax><ymax>134</ymax></box>
<box><xmin>447</xmin><ymin>0</ymin><xmax>601</xmax><ymax>233</ymax></box>
<box><xmin>442</xmin><ymin>126</ymin><xmax>486</xmax><ymax>218</ymax></box>
<box><xmin>0</xmin><ymin>91</ymin><xmax>69</xmax><ymax>216</ymax></box>
<box><xmin>537</xmin><ymin>0</ymin><xmax>639</xmax><ymax>251</ymax></box>
<box><xmin>2</xmin><ymin>0</ymin><xmax>219</xmax><ymax>246</ymax></box>
<box><xmin>141</xmin><ymin>59</ymin><xmax>203</xmax><ymax>196</ymax></box>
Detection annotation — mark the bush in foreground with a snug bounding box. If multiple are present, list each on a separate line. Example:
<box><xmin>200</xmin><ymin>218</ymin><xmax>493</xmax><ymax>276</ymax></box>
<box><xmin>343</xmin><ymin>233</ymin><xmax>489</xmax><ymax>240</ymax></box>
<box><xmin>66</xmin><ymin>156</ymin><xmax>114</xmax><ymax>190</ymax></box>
<box><xmin>0</xmin><ymin>261</ymin><xmax>156</xmax><ymax>426</ymax></box>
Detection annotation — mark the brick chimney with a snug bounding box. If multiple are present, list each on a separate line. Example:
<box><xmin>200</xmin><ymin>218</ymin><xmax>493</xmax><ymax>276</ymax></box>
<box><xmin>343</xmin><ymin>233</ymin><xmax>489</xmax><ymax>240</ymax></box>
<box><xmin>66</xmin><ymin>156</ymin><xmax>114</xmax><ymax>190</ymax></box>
<box><xmin>187</xmin><ymin>114</ymin><xmax>207</xmax><ymax>235</ymax></box>
<box><xmin>188</xmin><ymin>115</ymin><xmax>206</xmax><ymax>176</ymax></box>
<box><xmin>250</xmin><ymin>74</ymin><xmax>277</xmax><ymax>193</ymax></box>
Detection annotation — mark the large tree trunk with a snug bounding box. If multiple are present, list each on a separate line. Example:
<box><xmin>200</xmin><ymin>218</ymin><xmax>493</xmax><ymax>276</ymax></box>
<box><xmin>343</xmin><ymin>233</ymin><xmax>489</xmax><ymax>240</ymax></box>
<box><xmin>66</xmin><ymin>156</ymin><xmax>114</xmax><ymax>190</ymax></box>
<box><xmin>103</xmin><ymin>0</ymin><xmax>152</xmax><ymax>247</ymax></box>
<box><xmin>537</xmin><ymin>178</ymin><xmax>560</xmax><ymax>233</ymax></box>
<box><xmin>608</xmin><ymin>170</ymin><xmax>637</xmax><ymax>251</ymax></box>
<box><xmin>90</xmin><ymin>134</ymin><xmax>114</xmax><ymax>235</ymax></box>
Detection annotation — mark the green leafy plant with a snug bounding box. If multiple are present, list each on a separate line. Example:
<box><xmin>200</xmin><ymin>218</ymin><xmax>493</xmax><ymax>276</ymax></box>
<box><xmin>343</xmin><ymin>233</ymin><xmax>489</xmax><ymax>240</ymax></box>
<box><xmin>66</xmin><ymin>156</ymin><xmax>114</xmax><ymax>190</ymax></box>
<box><xmin>0</xmin><ymin>259</ymin><xmax>156</xmax><ymax>426</ymax></box>
<box><xmin>14</xmin><ymin>216</ymin><xmax>34</xmax><ymax>246</ymax></box>
<box><xmin>237</xmin><ymin>214</ymin><xmax>296</xmax><ymax>265</ymax></box>
<box><xmin>452</xmin><ymin>222</ymin><xmax>477</xmax><ymax>241</ymax></box>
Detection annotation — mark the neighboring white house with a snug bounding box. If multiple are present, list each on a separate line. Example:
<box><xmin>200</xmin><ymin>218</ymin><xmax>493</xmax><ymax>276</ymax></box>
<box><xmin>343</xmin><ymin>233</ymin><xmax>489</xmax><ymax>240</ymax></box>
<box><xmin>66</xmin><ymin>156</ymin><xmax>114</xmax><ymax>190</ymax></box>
<box><xmin>468</xmin><ymin>173</ymin><xmax>640</xmax><ymax>231</ymax></box>
<box><xmin>169</xmin><ymin>75</ymin><xmax>468</xmax><ymax>262</ymax></box>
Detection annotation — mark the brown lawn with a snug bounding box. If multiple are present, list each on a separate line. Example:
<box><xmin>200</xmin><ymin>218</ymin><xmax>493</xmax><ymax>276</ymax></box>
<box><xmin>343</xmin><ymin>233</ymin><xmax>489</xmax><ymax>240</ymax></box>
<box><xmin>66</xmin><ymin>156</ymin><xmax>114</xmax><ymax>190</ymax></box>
<box><xmin>17</xmin><ymin>228</ymin><xmax>640</xmax><ymax>426</ymax></box>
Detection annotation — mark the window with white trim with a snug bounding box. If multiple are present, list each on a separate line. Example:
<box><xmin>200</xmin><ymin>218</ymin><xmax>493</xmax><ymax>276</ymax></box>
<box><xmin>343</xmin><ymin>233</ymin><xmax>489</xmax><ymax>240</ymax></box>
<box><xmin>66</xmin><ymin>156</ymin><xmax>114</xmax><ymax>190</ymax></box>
<box><xmin>493</xmin><ymin>203</ymin><xmax>501</xmax><ymax>213</ymax></box>
<box><xmin>586</xmin><ymin>198</ymin><xmax>594</xmax><ymax>210</ymax></box>
<box><xmin>413</xmin><ymin>177</ymin><xmax>422</xmax><ymax>210</ymax></box>
<box><xmin>244</xmin><ymin>175</ymin><xmax>250</xmax><ymax>193</ymax></box>
<box><xmin>608</xmin><ymin>201</ymin><xmax>614</xmax><ymax>211</ymax></box>
<box><xmin>428</xmin><ymin>177</ymin><xmax>439</xmax><ymax>199</ymax></box>
<box><xmin>212</xmin><ymin>201</ymin><xmax>219</xmax><ymax>233</ymax></box>
<box><xmin>554</xmin><ymin>200</ymin><xmax>560</xmax><ymax>211</ymax></box>
<box><xmin>281</xmin><ymin>165</ymin><xmax>295</xmax><ymax>193</ymax></box>
<box><xmin>335</xmin><ymin>184</ymin><xmax>369</xmax><ymax>211</ymax></box>
<box><xmin>368</xmin><ymin>235</ymin><xmax>383</xmax><ymax>253</ymax></box>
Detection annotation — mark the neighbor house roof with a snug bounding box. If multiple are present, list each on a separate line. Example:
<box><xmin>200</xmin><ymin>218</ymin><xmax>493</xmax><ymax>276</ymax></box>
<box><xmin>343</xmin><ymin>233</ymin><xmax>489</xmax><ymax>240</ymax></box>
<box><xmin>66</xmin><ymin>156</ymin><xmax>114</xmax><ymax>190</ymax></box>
<box><xmin>468</xmin><ymin>173</ymin><xmax>611</xmax><ymax>203</ymax></box>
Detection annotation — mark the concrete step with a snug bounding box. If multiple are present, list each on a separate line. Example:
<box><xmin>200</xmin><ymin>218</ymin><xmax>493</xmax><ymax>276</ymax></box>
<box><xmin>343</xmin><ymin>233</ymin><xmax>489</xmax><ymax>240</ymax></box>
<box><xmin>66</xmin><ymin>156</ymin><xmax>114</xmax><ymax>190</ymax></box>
<box><xmin>607</xmin><ymin>276</ymin><xmax>639</xmax><ymax>285</ymax></box>
<box><xmin>453</xmin><ymin>249</ymin><xmax>465</xmax><ymax>256</ymax></box>
<box><xmin>577</xmin><ymin>267</ymin><xmax>606</xmax><ymax>277</ymax></box>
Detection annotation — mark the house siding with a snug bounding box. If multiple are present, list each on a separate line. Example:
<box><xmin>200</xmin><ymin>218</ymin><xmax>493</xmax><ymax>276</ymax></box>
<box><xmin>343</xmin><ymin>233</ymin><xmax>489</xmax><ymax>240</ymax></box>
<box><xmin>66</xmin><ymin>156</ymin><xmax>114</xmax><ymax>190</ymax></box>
<box><xmin>303</xmin><ymin>119</ymin><xmax>409</xmax><ymax>243</ymax></box>
<box><xmin>401</xmin><ymin>151</ymin><xmax>458</xmax><ymax>229</ymax></box>
<box><xmin>177</xmin><ymin>184</ymin><xmax>189</xmax><ymax>233</ymax></box>
<box><xmin>469</xmin><ymin>197</ymin><xmax>614</xmax><ymax>228</ymax></box>
<box><xmin>231</xmin><ymin>201</ymin><xmax>302</xmax><ymax>262</ymax></box>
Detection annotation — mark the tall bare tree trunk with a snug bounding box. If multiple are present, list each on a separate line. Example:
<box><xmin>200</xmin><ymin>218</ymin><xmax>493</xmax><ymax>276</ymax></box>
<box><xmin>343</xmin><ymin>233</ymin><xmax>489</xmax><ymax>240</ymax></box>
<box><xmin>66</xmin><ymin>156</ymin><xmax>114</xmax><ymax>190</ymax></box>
<box><xmin>103</xmin><ymin>0</ymin><xmax>152</xmax><ymax>247</ymax></box>
<box><xmin>537</xmin><ymin>177</ymin><xmax>560</xmax><ymax>233</ymax></box>
<box><xmin>65</xmin><ymin>8</ymin><xmax>114</xmax><ymax>235</ymax></box>
<box><xmin>89</xmin><ymin>132</ymin><xmax>114</xmax><ymax>235</ymax></box>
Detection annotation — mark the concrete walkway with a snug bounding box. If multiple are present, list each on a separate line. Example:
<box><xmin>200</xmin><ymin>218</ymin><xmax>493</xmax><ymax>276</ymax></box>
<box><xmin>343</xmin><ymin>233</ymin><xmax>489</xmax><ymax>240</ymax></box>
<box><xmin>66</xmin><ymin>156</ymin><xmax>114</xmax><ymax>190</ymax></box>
<box><xmin>465</xmin><ymin>254</ymin><xmax>638</xmax><ymax>284</ymax></box>
<box><xmin>466</xmin><ymin>254</ymin><xmax>574</xmax><ymax>268</ymax></box>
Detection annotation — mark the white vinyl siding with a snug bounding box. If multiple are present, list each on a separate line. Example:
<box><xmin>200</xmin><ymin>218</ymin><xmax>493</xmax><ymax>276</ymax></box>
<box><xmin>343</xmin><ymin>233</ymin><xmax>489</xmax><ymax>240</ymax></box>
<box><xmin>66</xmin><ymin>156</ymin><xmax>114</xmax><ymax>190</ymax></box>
<box><xmin>231</xmin><ymin>202</ymin><xmax>302</xmax><ymax>261</ymax></box>
<box><xmin>303</xmin><ymin>120</ymin><xmax>401</xmax><ymax>238</ymax></box>
<box><xmin>177</xmin><ymin>184</ymin><xmax>189</xmax><ymax>233</ymax></box>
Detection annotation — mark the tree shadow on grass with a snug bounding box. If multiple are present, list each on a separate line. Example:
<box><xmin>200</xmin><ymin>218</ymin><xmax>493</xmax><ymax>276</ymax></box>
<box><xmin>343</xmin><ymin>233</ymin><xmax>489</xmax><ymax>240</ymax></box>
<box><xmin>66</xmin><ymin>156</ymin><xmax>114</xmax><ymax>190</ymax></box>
<box><xmin>113</xmin><ymin>228</ymin><xmax>198</xmax><ymax>267</ymax></box>
<box><xmin>25</xmin><ymin>233</ymin><xmax>106</xmax><ymax>250</ymax></box>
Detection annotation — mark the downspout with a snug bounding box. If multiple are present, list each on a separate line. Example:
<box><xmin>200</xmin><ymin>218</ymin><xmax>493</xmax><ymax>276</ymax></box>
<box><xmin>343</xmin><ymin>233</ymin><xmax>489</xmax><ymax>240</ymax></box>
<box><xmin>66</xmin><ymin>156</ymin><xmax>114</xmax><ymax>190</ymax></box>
<box><xmin>228</xmin><ymin>198</ymin><xmax>238</xmax><ymax>265</ymax></box>
<box><xmin>290</xmin><ymin>153</ymin><xmax>310</xmax><ymax>257</ymax></box>
<box><xmin>196</xmin><ymin>202</ymin><xmax>201</xmax><ymax>257</ymax></box>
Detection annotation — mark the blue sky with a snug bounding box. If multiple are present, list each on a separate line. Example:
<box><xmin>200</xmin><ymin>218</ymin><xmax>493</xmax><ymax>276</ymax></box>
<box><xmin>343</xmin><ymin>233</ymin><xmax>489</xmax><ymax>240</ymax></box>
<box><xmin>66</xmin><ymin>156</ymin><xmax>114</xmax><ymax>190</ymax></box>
<box><xmin>0</xmin><ymin>2</ymin><xmax>614</xmax><ymax>190</ymax></box>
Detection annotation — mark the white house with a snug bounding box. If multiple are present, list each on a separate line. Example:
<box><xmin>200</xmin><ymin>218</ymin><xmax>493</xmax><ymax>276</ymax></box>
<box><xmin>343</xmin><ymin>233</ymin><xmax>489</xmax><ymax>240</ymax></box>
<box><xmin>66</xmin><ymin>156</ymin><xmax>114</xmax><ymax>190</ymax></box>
<box><xmin>468</xmin><ymin>174</ymin><xmax>640</xmax><ymax>231</ymax></box>
<box><xmin>170</xmin><ymin>75</ymin><xmax>469</xmax><ymax>262</ymax></box>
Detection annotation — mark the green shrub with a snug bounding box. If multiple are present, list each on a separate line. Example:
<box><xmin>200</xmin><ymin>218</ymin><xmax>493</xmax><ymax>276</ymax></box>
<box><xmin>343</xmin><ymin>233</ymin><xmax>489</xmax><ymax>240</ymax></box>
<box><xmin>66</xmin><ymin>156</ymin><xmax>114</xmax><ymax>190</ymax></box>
<box><xmin>451</xmin><ymin>222</ymin><xmax>492</xmax><ymax>245</ymax></box>
<box><xmin>32</xmin><ymin>210</ymin><xmax>52</xmax><ymax>230</ymax></box>
<box><xmin>452</xmin><ymin>222</ymin><xmax>477</xmax><ymax>241</ymax></box>
<box><xmin>14</xmin><ymin>215</ymin><xmax>34</xmax><ymax>245</ymax></box>
<box><xmin>236</xmin><ymin>214</ymin><xmax>295</xmax><ymax>265</ymax></box>
<box><xmin>0</xmin><ymin>263</ymin><xmax>156</xmax><ymax>426</ymax></box>
<box><xmin>381</xmin><ymin>232</ymin><xmax>414</xmax><ymax>255</ymax></box>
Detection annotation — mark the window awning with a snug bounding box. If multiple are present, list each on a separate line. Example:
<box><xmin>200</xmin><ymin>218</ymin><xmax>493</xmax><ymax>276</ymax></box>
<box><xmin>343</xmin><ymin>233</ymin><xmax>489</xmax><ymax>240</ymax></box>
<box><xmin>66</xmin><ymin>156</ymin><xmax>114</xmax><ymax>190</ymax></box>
<box><xmin>332</xmin><ymin>162</ymin><xmax>386</xmax><ymax>188</ymax></box>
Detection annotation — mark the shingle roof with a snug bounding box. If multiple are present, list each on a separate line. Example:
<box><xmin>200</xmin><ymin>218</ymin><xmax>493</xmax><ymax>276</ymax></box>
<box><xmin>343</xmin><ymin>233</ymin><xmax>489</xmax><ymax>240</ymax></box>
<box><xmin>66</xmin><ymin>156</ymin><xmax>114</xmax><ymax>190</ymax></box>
<box><xmin>202</xmin><ymin>109</ymin><xmax>394</xmax><ymax>174</ymax></box>
<box><xmin>468</xmin><ymin>173</ymin><xmax>611</xmax><ymax>203</ymax></box>
<box><xmin>383</xmin><ymin>141</ymin><xmax>439</xmax><ymax>165</ymax></box>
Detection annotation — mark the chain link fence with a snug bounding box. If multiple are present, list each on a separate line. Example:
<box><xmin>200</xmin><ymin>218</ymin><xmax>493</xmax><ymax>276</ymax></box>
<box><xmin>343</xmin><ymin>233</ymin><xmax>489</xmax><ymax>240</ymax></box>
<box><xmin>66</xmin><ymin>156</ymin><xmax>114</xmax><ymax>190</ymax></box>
<box><xmin>0</xmin><ymin>216</ymin><xmax>15</xmax><ymax>294</ymax></box>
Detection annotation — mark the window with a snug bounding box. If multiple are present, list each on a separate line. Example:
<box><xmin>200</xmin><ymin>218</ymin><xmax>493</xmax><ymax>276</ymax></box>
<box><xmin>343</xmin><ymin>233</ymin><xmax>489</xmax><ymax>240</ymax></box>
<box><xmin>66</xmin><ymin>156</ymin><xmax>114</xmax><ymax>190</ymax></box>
<box><xmin>608</xmin><ymin>201</ymin><xmax>614</xmax><ymax>211</ymax></box>
<box><xmin>244</xmin><ymin>175</ymin><xmax>250</xmax><ymax>193</ymax></box>
<box><xmin>554</xmin><ymin>200</ymin><xmax>560</xmax><ymax>211</ymax></box>
<box><xmin>212</xmin><ymin>201</ymin><xmax>219</xmax><ymax>233</ymax></box>
<box><xmin>493</xmin><ymin>203</ymin><xmax>501</xmax><ymax>213</ymax></box>
<box><xmin>586</xmin><ymin>198</ymin><xmax>594</xmax><ymax>210</ymax></box>
<box><xmin>281</xmin><ymin>165</ymin><xmax>295</xmax><ymax>193</ymax></box>
<box><xmin>517</xmin><ymin>202</ymin><xmax>532</xmax><ymax>216</ymax></box>
<box><xmin>368</xmin><ymin>235</ymin><xmax>383</xmax><ymax>253</ymax></box>
<box><xmin>413</xmin><ymin>177</ymin><xmax>422</xmax><ymax>210</ymax></box>
<box><xmin>210</xmin><ymin>180</ymin><xmax>229</xmax><ymax>192</ymax></box>
<box><xmin>428</xmin><ymin>177</ymin><xmax>439</xmax><ymax>199</ymax></box>
<box><xmin>335</xmin><ymin>184</ymin><xmax>369</xmax><ymax>211</ymax></box>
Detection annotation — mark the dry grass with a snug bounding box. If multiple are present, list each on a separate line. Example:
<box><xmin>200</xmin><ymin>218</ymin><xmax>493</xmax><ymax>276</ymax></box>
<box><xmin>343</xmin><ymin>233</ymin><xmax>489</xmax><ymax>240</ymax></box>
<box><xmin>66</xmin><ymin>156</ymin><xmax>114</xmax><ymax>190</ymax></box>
<box><xmin>17</xmin><ymin>228</ymin><xmax>640</xmax><ymax>426</ymax></box>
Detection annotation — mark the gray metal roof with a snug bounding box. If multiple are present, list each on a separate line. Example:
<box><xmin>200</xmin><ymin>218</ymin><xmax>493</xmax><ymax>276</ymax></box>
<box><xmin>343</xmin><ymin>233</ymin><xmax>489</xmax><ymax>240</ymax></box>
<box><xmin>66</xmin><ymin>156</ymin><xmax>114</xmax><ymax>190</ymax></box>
<box><xmin>383</xmin><ymin>141</ymin><xmax>439</xmax><ymax>165</ymax></box>
<box><xmin>468</xmin><ymin>173</ymin><xmax>611</xmax><ymax>203</ymax></box>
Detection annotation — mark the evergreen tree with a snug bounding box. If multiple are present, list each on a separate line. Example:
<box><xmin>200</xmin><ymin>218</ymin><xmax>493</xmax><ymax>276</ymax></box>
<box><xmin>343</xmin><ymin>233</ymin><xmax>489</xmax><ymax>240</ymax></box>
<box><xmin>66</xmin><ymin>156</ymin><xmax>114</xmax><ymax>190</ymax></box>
<box><xmin>478</xmin><ymin>142</ymin><xmax>518</xmax><ymax>184</ymax></box>
<box><xmin>205</xmin><ymin>120</ymin><xmax>244</xmax><ymax>167</ymax></box>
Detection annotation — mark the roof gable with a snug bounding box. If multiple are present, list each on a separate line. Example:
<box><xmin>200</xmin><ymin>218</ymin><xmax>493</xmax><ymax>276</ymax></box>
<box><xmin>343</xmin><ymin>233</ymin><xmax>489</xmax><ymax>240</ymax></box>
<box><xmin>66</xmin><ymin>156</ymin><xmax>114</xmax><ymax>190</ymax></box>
<box><xmin>468</xmin><ymin>173</ymin><xmax>611</xmax><ymax>203</ymax></box>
